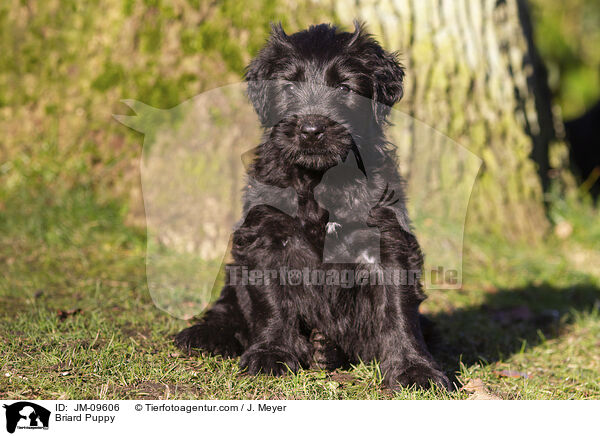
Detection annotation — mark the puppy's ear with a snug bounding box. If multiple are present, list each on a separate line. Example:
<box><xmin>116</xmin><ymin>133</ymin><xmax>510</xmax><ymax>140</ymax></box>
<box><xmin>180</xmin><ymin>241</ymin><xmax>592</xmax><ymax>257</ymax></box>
<box><xmin>245</xmin><ymin>22</ymin><xmax>290</xmax><ymax>125</ymax></box>
<box><xmin>349</xmin><ymin>22</ymin><xmax>404</xmax><ymax>123</ymax></box>
<box><xmin>372</xmin><ymin>50</ymin><xmax>405</xmax><ymax>123</ymax></box>
<box><xmin>245</xmin><ymin>56</ymin><xmax>272</xmax><ymax>125</ymax></box>
<box><xmin>269</xmin><ymin>22</ymin><xmax>289</xmax><ymax>44</ymax></box>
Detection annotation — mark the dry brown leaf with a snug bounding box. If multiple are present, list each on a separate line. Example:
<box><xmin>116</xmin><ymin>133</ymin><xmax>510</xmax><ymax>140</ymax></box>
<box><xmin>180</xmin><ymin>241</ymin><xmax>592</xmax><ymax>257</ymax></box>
<box><xmin>462</xmin><ymin>378</ymin><xmax>502</xmax><ymax>400</ymax></box>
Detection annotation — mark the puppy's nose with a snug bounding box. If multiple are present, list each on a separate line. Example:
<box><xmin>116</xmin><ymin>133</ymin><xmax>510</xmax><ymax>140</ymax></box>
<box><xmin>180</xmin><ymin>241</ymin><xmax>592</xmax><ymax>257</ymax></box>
<box><xmin>300</xmin><ymin>120</ymin><xmax>326</xmax><ymax>140</ymax></box>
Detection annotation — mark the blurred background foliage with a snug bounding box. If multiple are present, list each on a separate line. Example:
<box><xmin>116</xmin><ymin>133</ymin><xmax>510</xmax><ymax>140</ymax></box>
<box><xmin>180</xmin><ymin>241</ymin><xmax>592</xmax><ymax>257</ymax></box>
<box><xmin>0</xmin><ymin>0</ymin><xmax>328</xmax><ymax>210</ymax></box>
<box><xmin>0</xmin><ymin>0</ymin><xmax>598</xmax><ymax>249</ymax></box>
<box><xmin>1</xmin><ymin>0</ymin><xmax>598</xmax><ymax>210</ymax></box>
<box><xmin>530</xmin><ymin>0</ymin><xmax>600</xmax><ymax>120</ymax></box>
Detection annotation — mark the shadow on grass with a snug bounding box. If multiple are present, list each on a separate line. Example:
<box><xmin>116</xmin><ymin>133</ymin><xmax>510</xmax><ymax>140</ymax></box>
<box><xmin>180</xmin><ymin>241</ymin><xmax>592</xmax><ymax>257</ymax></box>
<box><xmin>427</xmin><ymin>283</ymin><xmax>600</xmax><ymax>374</ymax></box>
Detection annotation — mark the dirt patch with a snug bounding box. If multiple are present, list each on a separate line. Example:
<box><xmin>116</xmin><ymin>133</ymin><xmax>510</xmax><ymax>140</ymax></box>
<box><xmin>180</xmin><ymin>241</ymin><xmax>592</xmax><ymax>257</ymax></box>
<box><xmin>57</xmin><ymin>308</ymin><xmax>82</xmax><ymax>321</ymax></box>
<box><xmin>116</xmin><ymin>381</ymin><xmax>202</xmax><ymax>399</ymax></box>
<box><xmin>328</xmin><ymin>372</ymin><xmax>356</xmax><ymax>385</ymax></box>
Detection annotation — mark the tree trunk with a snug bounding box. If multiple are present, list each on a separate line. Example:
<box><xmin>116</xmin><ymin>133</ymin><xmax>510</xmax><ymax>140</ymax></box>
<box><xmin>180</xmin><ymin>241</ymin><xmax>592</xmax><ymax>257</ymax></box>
<box><xmin>333</xmin><ymin>0</ymin><xmax>563</xmax><ymax>240</ymax></box>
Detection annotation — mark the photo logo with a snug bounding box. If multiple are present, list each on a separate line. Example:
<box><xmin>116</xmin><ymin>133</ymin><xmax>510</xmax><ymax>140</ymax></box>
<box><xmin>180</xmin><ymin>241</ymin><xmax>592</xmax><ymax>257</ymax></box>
<box><xmin>115</xmin><ymin>82</ymin><xmax>481</xmax><ymax>319</ymax></box>
<box><xmin>3</xmin><ymin>402</ymin><xmax>50</xmax><ymax>434</ymax></box>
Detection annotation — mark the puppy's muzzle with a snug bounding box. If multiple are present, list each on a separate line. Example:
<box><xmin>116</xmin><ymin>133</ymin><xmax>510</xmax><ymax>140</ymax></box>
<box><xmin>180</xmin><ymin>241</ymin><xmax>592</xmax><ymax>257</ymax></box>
<box><xmin>298</xmin><ymin>115</ymin><xmax>329</xmax><ymax>147</ymax></box>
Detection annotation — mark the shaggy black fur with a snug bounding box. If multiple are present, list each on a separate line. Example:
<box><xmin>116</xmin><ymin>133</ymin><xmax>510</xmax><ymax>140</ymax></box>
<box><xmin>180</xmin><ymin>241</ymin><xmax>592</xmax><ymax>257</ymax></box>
<box><xmin>175</xmin><ymin>22</ymin><xmax>450</xmax><ymax>390</ymax></box>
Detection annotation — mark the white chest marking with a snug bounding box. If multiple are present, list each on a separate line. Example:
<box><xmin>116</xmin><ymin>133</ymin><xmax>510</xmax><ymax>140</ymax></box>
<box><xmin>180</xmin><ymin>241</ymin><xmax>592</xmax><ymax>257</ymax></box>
<box><xmin>326</xmin><ymin>222</ymin><xmax>342</xmax><ymax>235</ymax></box>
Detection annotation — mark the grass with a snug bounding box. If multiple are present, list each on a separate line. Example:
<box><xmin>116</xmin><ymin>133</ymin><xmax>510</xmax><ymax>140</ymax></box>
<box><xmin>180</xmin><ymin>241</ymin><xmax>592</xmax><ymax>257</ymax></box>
<box><xmin>1</xmin><ymin>142</ymin><xmax>599</xmax><ymax>400</ymax></box>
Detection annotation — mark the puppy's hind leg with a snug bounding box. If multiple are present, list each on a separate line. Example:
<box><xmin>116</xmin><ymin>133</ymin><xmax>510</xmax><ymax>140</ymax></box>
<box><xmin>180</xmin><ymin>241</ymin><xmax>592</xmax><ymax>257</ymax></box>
<box><xmin>175</xmin><ymin>285</ymin><xmax>248</xmax><ymax>358</ymax></box>
<box><xmin>310</xmin><ymin>329</ymin><xmax>350</xmax><ymax>370</ymax></box>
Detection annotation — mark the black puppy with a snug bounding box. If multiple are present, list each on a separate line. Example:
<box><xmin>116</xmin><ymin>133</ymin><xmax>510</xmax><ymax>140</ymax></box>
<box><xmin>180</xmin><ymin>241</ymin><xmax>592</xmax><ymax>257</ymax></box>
<box><xmin>176</xmin><ymin>22</ymin><xmax>450</xmax><ymax>390</ymax></box>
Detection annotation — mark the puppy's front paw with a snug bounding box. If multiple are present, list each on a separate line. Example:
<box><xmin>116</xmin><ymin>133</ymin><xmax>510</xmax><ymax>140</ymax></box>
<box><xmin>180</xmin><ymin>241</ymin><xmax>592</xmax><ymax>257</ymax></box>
<box><xmin>175</xmin><ymin>323</ymin><xmax>242</xmax><ymax>358</ymax></box>
<box><xmin>385</xmin><ymin>362</ymin><xmax>451</xmax><ymax>391</ymax></box>
<box><xmin>240</xmin><ymin>347</ymin><xmax>300</xmax><ymax>376</ymax></box>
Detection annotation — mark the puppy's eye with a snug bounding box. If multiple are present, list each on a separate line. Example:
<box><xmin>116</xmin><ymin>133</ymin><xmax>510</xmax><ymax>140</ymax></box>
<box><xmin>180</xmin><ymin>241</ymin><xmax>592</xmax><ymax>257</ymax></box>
<box><xmin>283</xmin><ymin>83</ymin><xmax>296</xmax><ymax>93</ymax></box>
<box><xmin>337</xmin><ymin>84</ymin><xmax>351</xmax><ymax>93</ymax></box>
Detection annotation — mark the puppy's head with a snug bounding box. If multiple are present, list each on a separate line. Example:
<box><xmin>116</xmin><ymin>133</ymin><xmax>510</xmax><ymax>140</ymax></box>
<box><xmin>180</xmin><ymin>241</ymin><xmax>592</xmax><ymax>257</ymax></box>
<box><xmin>245</xmin><ymin>22</ymin><xmax>404</xmax><ymax>170</ymax></box>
